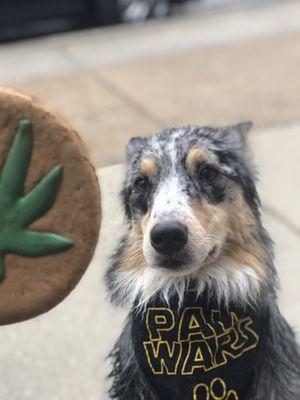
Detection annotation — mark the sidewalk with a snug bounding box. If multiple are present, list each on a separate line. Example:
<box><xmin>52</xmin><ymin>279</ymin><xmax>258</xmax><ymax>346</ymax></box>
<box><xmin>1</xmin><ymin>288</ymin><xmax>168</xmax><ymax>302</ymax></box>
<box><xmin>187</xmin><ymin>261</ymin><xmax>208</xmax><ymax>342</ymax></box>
<box><xmin>0</xmin><ymin>1</ymin><xmax>299</xmax><ymax>399</ymax></box>
<box><xmin>0</xmin><ymin>2</ymin><xmax>299</xmax><ymax>168</ymax></box>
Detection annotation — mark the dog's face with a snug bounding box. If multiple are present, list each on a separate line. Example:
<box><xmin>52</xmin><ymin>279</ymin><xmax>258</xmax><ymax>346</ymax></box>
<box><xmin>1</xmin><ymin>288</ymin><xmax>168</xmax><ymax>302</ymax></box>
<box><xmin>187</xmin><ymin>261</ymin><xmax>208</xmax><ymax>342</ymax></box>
<box><xmin>107</xmin><ymin>124</ymin><xmax>272</xmax><ymax>307</ymax></box>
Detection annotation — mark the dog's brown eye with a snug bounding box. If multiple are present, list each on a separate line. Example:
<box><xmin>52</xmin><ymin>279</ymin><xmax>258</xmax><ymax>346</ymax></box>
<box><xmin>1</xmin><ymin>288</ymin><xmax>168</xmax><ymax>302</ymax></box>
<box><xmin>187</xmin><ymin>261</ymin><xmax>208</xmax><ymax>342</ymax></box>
<box><xmin>134</xmin><ymin>176</ymin><xmax>151</xmax><ymax>193</ymax></box>
<box><xmin>199</xmin><ymin>166</ymin><xmax>220</xmax><ymax>181</ymax></box>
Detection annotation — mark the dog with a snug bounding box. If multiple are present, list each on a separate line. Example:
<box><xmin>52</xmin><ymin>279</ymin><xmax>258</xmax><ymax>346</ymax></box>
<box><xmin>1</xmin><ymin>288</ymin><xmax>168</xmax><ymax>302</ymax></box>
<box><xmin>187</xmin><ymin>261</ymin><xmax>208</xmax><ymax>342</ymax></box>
<box><xmin>105</xmin><ymin>122</ymin><xmax>300</xmax><ymax>400</ymax></box>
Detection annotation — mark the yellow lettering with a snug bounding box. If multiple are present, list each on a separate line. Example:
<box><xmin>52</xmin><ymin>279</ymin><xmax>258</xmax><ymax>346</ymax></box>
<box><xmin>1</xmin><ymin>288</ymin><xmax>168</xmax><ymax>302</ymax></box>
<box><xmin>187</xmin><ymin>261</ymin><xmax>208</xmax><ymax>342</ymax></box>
<box><xmin>143</xmin><ymin>341</ymin><xmax>182</xmax><ymax>375</ymax></box>
<box><xmin>178</xmin><ymin>308</ymin><xmax>216</xmax><ymax>341</ymax></box>
<box><xmin>146</xmin><ymin>308</ymin><xmax>175</xmax><ymax>341</ymax></box>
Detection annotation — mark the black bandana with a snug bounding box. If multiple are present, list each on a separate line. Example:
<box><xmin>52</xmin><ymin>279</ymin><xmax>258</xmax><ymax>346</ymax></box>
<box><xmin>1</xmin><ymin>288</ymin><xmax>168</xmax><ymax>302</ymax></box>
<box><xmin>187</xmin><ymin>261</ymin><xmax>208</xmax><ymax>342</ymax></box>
<box><xmin>131</xmin><ymin>291</ymin><xmax>266</xmax><ymax>400</ymax></box>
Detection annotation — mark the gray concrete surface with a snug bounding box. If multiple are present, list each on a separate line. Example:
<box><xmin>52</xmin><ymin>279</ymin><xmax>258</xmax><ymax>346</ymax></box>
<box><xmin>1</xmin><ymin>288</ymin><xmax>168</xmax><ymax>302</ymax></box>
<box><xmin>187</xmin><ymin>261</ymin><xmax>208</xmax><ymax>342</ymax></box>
<box><xmin>0</xmin><ymin>1</ymin><xmax>299</xmax><ymax>84</ymax></box>
<box><xmin>4</xmin><ymin>1</ymin><xmax>298</xmax><ymax>168</ymax></box>
<box><xmin>0</xmin><ymin>125</ymin><xmax>299</xmax><ymax>398</ymax></box>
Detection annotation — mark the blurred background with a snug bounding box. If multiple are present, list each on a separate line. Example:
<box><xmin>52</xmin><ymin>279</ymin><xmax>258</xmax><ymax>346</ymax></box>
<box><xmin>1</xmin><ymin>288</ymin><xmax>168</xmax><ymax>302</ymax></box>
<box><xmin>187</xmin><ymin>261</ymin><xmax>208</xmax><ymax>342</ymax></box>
<box><xmin>0</xmin><ymin>0</ymin><xmax>282</xmax><ymax>41</ymax></box>
<box><xmin>0</xmin><ymin>0</ymin><xmax>299</xmax><ymax>399</ymax></box>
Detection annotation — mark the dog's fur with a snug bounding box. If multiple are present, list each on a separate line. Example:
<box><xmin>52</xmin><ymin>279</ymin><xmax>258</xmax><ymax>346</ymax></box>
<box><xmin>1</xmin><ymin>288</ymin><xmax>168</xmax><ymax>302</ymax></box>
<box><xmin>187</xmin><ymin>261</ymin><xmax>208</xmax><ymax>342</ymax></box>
<box><xmin>106</xmin><ymin>123</ymin><xmax>300</xmax><ymax>399</ymax></box>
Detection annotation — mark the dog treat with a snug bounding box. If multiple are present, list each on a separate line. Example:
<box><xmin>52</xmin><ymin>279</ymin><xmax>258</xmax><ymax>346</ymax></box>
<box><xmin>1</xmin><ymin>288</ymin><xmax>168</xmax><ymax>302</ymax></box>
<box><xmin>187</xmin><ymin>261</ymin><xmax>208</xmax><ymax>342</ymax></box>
<box><xmin>0</xmin><ymin>88</ymin><xmax>101</xmax><ymax>325</ymax></box>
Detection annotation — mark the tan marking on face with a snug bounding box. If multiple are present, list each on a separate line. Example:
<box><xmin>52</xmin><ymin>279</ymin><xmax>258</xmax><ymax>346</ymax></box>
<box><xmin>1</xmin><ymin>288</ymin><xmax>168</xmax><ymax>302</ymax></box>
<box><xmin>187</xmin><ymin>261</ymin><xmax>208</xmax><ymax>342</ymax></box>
<box><xmin>222</xmin><ymin>191</ymin><xmax>267</xmax><ymax>279</ymax></box>
<box><xmin>139</xmin><ymin>156</ymin><xmax>157</xmax><ymax>177</ymax></box>
<box><xmin>190</xmin><ymin>191</ymin><xmax>267</xmax><ymax>280</ymax></box>
<box><xmin>186</xmin><ymin>147</ymin><xmax>206</xmax><ymax>171</ymax></box>
<box><xmin>119</xmin><ymin>219</ymin><xmax>147</xmax><ymax>270</ymax></box>
<box><xmin>141</xmin><ymin>212</ymin><xmax>150</xmax><ymax>234</ymax></box>
<box><xmin>190</xmin><ymin>200</ymin><xmax>228</xmax><ymax>240</ymax></box>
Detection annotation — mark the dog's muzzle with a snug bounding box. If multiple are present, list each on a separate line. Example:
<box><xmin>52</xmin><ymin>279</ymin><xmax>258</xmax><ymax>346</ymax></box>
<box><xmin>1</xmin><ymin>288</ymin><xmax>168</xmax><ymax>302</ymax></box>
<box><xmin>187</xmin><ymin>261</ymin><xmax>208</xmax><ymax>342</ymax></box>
<box><xmin>150</xmin><ymin>222</ymin><xmax>188</xmax><ymax>256</ymax></box>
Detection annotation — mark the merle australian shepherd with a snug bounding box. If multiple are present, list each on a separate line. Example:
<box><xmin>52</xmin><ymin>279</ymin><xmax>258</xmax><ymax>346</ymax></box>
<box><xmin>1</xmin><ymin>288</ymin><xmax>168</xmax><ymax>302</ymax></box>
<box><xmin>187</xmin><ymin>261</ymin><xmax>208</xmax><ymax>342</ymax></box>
<box><xmin>105</xmin><ymin>123</ymin><xmax>300</xmax><ymax>400</ymax></box>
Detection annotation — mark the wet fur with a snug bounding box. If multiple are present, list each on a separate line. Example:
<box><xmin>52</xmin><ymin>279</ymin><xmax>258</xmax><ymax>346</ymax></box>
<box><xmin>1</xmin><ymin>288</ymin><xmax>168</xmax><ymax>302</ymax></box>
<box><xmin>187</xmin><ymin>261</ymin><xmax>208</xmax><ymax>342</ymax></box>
<box><xmin>106</xmin><ymin>123</ymin><xmax>300</xmax><ymax>399</ymax></box>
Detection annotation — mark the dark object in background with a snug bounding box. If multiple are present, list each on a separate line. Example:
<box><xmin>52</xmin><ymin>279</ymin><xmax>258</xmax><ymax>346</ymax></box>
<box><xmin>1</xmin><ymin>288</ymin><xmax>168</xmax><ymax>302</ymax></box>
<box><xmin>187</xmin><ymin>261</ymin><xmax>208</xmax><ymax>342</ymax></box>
<box><xmin>0</xmin><ymin>0</ymin><xmax>108</xmax><ymax>41</ymax></box>
<box><xmin>116</xmin><ymin>0</ymin><xmax>169</xmax><ymax>23</ymax></box>
<box><xmin>0</xmin><ymin>0</ymin><xmax>184</xmax><ymax>42</ymax></box>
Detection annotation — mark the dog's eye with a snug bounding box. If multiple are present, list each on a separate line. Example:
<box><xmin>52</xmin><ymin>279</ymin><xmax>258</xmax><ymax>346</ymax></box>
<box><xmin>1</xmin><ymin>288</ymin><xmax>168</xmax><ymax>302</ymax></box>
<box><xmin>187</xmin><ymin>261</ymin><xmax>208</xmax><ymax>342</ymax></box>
<box><xmin>134</xmin><ymin>176</ymin><xmax>151</xmax><ymax>193</ymax></box>
<box><xmin>198</xmin><ymin>166</ymin><xmax>220</xmax><ymax>181</ymax></box>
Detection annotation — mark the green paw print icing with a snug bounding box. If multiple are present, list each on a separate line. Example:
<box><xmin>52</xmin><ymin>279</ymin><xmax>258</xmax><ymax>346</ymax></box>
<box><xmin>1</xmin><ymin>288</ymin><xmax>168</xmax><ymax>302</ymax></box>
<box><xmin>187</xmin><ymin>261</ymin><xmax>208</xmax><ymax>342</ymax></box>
<box><xmin>0</xmin><ymin>119</ymin><xmax>74</xmax><ymax>281</ymax></box>
<box><xmin>193</xmin><ymin>378</ymin><xmax>239</xmax><ymax>400</ymax></box>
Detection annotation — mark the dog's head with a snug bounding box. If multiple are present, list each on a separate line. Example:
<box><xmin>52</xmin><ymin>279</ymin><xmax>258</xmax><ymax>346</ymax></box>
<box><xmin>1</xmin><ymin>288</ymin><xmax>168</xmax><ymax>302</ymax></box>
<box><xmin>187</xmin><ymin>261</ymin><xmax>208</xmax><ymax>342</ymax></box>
<box><xmin>107</xmin><ymin>123</ymin><xmax>274</xmax><ymax>308</ymax></box>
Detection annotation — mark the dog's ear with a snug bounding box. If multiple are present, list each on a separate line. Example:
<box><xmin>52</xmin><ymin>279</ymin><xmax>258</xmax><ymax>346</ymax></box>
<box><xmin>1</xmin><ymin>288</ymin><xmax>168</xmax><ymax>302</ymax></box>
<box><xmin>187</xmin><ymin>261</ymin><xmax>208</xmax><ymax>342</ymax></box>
<box><xmin>228</xmin><ymin>121</ymin><xmax>253</xmax><ymax>142</ymax></box>
<box><xmin>235</xmin><ymin>121</ymin><xmax>253</xmax><ymax>140</ymax></box>
<box><xmin>221</xmin><ymin>121</ymin><xmax>253</xmax><ymax>150</ymax></box>
<box><xmin>126</xmin><ymin>137</ymin><xmax>146</xmax><ymax>163</ymax></box>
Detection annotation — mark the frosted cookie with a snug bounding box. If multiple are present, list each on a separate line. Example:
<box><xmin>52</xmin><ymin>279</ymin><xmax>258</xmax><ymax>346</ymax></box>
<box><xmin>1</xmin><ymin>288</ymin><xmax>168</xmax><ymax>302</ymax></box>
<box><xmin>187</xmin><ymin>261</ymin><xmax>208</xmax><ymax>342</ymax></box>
<box><xmin>0</xmin><ymin>88</ymin><xmax>101</xmax><ymax>324</ymax></box>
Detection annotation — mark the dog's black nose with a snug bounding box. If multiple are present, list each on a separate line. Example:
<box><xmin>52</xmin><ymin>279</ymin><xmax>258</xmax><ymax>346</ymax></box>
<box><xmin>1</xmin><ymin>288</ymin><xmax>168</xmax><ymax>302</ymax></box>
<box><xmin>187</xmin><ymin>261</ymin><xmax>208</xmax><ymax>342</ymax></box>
<box><xmin>150</xmin><ymin>222</ymin><xmax>188</xmax><ymax>255</ymax></box>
